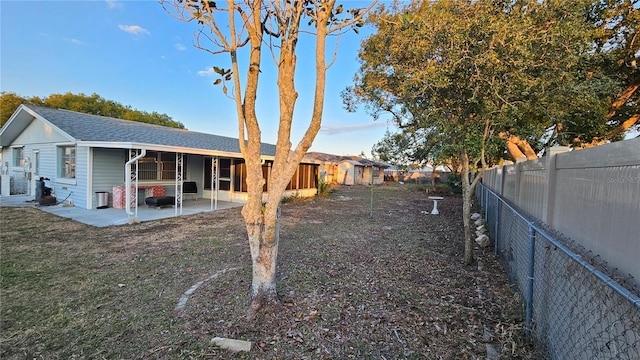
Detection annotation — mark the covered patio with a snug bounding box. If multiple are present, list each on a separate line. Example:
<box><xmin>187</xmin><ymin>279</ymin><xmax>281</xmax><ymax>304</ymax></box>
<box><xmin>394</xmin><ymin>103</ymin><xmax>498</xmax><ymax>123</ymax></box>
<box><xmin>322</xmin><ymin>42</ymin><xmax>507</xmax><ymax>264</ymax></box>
<box><xmin>0</xmin><ymin>194</ymin><xmax>242</xmax><ymax>227</ymax></box>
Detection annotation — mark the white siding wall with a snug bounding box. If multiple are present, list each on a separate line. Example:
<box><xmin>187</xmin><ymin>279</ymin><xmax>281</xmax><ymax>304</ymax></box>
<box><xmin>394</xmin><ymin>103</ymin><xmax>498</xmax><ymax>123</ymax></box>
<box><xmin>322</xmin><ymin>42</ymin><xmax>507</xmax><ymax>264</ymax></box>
<box><xmin>337</xmin><ymin>162</ymin><xmax>355</xmax><ymax>185</ymax></box>
<box><xmin>3</xmin><ymin>117</ymin><xmax>72</xmax><ymax>199</ymax></box>
<box><xmin>92</xmin><ymin>148</ymin><xmax>126</xmax><ymax>209</ymax></box>
<box><xmin>1</xmin><ymin>144</ymin><xmax>72</xmax><ymax>199</ymax></box>
<box><xmin>13</xmin><ymin>117</ymin><xmax>69</xmax><ymax>144</ymax></box>
<box><xmin>185</xmin><ymin>154</ymin><xmax>203</xmax><ymax>198</ymax></box>
<box><xmin>35</xmin><ymin>144</ymin><xmax>57</xmax><ymax>185</ymax></box>
<box><xmin>53</xmin><ymin>145</ymin><xmax>88</xmax><ymax>207</ymax></box>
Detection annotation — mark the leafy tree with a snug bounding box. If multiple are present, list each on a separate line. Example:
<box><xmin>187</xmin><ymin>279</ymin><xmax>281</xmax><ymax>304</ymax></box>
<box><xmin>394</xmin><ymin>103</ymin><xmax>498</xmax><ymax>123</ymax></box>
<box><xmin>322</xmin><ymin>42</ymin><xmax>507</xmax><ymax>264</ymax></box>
<box><xmin>574</xmin><ymin>0</ymin><xmax>639</xmax><ymax>146</ymax></box>
<box><xmin>347</xmin><ymin>0</ymin><xmax>515</xmax><ymax>264</ymax></box>
<box><xmin>0</xmin><ymin>92</ymin><xmax>185</xmax><ymax>129</ymax></box>
<box><xmin>372</xmin><ymin>130</ymin><xmax>418</xmax><ymax>169</ymax></box>
<box><xmin>345</xmin><ymin>0</ymin><xmax>623</xmax><ymax>264</ymax></box>
<box><xmin>161</xmin><ymin>0</ymin><xmax>376</xmax><ymax>317</ymax></box>
<box><xmin>0</xmin><ymin>92</ymin><xmax>27</xmax><ymax>128</ymax></box>
<box><xmin>498</xmin><ymin>0</ymin><xmax>639</xmax><ymax>152</ymax></box>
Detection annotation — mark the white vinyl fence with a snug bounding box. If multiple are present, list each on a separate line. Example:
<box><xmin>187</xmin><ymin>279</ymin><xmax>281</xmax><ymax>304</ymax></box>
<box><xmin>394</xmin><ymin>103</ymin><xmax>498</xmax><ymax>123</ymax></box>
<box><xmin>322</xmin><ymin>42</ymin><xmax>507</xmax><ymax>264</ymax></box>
<box><xmin>482</xmin><ymin>138</ymin><xmax>640</xmax><ymax>285</ymax></box>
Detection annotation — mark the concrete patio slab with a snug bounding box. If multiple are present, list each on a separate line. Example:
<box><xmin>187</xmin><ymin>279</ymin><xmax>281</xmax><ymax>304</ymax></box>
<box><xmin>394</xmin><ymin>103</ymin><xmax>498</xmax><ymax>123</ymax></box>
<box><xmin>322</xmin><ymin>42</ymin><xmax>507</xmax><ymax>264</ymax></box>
<box><xmin>0</xmin><ymin>195</ymin><xmax>243</xmax><ymax>227</ymax></box>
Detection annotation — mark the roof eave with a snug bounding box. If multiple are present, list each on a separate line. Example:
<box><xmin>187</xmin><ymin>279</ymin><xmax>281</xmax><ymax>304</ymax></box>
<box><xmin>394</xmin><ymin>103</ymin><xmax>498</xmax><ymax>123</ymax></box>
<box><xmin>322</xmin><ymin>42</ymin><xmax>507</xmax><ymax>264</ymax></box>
<box><xmin>0</xmin><ymin>105</ymin><xmax>76</xmax><ymax>146</ymax></box>
<box><xmin>77</xmin><ymin>141</ymin><xmax>244</xmax><ymax>157</ymax></box>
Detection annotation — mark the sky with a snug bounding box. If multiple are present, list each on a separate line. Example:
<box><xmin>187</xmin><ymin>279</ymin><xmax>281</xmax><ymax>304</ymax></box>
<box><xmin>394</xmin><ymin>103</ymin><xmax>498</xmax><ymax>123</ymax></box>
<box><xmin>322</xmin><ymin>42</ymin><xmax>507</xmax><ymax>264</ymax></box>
<box><xmin>0</xmin><ymin>0</ymin><xmax>395</xmax><ymax>156</ymax></box>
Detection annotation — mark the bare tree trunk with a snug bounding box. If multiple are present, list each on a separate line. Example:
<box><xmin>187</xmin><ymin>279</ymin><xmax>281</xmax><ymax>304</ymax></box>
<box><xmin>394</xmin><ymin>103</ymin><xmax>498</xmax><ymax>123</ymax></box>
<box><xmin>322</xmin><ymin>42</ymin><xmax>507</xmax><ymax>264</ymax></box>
<box><xmin>246</xmin><ymin>204</ymin><xmax>280</xmax><ymax>319</ymax></box>
<box><xmin>244</xmin><ymin>0</ymin><xmax>330</xmax><ymax>319</ymax></box>
<box><xmin>607</xmin><ymin>82</ymin><xmax>638</xmax><ymax>119</ymax></box>
<box><xmin>500</xmin><ymin>133</ymin><xmax>537</xmax><ymax>161</ymax></box>
<box><xmin>461</xmin><ymin>150</ymin><xmax>474</xmax><ymax>265</ymax></box>
<box><xmin>460</xmin><ymin>149</ymin><xmax>483</xmax><ymax>265</ymax></box>
<box><xmin>161</xmin><ymin>0</ymin><xmax>379</xmax><ymax>319</ymax></box>
<box><xmin>504</xmin><ymin>137</ymin><xmax>527</xmax><ymax>161</ymax></box>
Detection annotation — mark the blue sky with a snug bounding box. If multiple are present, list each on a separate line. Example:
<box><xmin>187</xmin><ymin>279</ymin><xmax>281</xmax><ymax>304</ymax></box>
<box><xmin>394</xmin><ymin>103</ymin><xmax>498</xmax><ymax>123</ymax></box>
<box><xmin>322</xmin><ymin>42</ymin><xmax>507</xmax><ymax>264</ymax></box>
<box><xmin>0</xmin><ymin>0</ymin><xmax>394</xmax><ymax>156</ymax></box>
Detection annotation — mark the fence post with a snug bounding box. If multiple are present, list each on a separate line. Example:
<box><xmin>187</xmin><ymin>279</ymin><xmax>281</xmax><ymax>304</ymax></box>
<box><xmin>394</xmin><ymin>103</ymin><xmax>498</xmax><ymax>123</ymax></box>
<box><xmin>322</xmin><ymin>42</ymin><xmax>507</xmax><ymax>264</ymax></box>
<box><xmin>541</xmin><ymin>146</ymin><xmax>569</xmax><ymax>227</ymax></box>
<box><xmin>494</xmin><ymin>194</ymin><xmax>499</xmax><ymax>256</ymax></box>
<box><xmin>514</xmin><ymin>158</ymin><xmax>525</xmax><ymax>208</ymax></box>
<box><xmin>525</xmin><ymin>224</ymin><xmax>536</xmax><ymax>342</ymax></box>
<box><xmin>484</xmin><ymin>186</ymin><xmax>488</xmax><ymax>220</ymax></box>
<box><xmin>498</xmin><ymin>164</ymin><xmax>505</xmax><ymax>196</ymax></box>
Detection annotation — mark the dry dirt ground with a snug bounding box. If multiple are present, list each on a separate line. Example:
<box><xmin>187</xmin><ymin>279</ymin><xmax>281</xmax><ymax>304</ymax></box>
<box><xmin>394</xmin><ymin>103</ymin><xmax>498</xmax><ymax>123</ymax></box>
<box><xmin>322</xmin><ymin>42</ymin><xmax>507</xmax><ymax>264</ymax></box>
<box><xmin>1</xmin><ymin>184</ymin><xmax>531</xmax><ymax>359</ymax></box>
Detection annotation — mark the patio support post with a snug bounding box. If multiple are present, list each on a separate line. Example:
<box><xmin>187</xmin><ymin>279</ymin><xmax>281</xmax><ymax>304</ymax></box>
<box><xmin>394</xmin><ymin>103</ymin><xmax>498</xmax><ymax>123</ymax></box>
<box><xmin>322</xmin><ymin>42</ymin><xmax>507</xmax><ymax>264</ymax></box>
<box><xmin>125</xmin><ymin>149</ymin><xmax>145</xmax><ymax>222</ymax></box>
<box><xmin>175</xmin><ymin>153</ymin><xmax>184</xmax><ymax>216</ymax></box>
<box><xmin>210</xmin><ymin>157</ymin><xmax>218</xmax><ymax>210</ymax></box>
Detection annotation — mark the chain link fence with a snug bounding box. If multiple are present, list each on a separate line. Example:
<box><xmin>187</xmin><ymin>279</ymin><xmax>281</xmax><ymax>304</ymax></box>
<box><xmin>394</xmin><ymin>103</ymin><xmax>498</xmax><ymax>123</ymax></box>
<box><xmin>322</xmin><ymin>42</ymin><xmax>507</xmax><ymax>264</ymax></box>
<box><xmin>477</xmin><ymin>183</ymin><xmax>640</xmax><ymax>359</ymax></box>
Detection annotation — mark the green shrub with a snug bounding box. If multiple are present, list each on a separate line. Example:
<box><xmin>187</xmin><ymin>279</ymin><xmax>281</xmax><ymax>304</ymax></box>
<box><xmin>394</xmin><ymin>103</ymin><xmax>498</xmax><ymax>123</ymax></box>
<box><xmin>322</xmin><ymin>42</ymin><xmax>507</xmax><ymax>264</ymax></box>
<box><xmin>316</xmin><ymin>176</ymin><xmax>333</xmax><ymax>197</ymax></box>
<box><xmin>446</xmin><ymin>173</ymin><xmax>462</xmax><ymax>194</ymax></box>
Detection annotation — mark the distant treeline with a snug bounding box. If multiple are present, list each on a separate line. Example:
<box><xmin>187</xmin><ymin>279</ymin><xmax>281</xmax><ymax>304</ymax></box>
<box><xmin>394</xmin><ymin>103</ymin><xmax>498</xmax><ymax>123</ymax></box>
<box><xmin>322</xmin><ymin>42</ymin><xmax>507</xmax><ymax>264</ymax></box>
<box><xmin>0</xmin><ymin>92</ymin><xmax>185</xmax><ymax>129</ymax></box>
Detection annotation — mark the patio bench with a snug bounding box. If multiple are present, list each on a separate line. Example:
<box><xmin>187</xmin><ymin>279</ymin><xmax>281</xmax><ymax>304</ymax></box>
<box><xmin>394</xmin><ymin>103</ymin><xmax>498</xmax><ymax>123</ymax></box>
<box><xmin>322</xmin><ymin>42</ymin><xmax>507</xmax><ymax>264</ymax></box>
<box><xmin>145</xmin><ymin>196</ymin><xmax>175</xmax><ymax>209</ymax></box>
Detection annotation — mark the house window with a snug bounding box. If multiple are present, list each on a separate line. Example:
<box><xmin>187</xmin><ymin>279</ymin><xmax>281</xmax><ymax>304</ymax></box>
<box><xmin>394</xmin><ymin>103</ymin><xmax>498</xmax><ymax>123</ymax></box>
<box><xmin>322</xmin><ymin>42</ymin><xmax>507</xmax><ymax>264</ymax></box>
<box><xmin>138</xmin><ymin>155</ymin><xmax>158</xmax><ymax>180</ymax></box>
<box><xmin>13</xmin><ymin>147</ymin><xmax>24</xmax><ymax>167</ymax></box>
<box><xmin>287</xmin><ymin>164</ymin><xmax>317</xmax><ymax>190</ymax></box>
<box><xmin>233</xmin><ymin>161</ymin><xmax>246</xmax><ymax>192</ymax></box>
<box><xmin>59</xmin><ymin>146</ymin><xmax>76</xmax><ymax>178</ymax></box>
<box><xmin>137</xmin><ymin>151</ymin><xmax>186</xmax><ymax>181</ymax></box>
<box><xmin>160</xmin><ymin>152</ymin><xmax>177</xmax><ymax>180</ymax></box>
<box><xmin>204</xmin><ymin>157</ymin><xmax>233</xmax><ymax>190</ymax></box>
<box><xmin>33</xmin><ymin>151</ymin><xmax>40</xmax><ymax>175</ymax></box>
<box><xmin>220</xmin><ymin>160</ymin><xmax>317</xmax><ymax>193</ymax></box>
<box><xmin>219</xmin><ymin>158</ymin><xmax>232</xmax><ymax>191</ymax></box>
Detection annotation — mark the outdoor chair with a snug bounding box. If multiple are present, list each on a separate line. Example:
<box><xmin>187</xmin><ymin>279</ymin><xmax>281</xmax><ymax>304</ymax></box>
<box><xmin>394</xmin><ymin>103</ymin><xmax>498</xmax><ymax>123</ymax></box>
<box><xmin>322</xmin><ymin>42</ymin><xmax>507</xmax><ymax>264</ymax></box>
<box><xmin>183</xmin><ymin>181</ymin><xmax>198</xmax><ymax>202</ymax></box>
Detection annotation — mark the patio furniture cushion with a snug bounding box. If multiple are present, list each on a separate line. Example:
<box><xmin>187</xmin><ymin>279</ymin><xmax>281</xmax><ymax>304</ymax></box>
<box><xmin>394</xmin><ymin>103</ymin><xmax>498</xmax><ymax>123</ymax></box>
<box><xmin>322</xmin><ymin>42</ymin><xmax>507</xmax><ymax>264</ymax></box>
<box><xmin>145</xmin><ymin>196</ymin><xmax>175</xmax><ymax>208</ymax></box>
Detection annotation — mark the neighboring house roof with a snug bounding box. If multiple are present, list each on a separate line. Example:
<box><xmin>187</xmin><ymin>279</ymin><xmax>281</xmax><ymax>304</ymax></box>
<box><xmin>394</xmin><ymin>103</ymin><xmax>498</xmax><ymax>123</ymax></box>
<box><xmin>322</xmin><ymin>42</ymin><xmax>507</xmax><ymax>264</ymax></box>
<box><xmin>305</xmin><ymin>151</ymin><xmax>390</xmax><ymax>168</ymax></box>
<box><xmin>341</xmin><ymin>159</ymin><xmax>363</xmax><ymax>166</ymax></box>
<box><xmin>0</xmin><ymin>104</ymin><xmax>277</xmax><ymax>156</ymax></box>
<box><xmin>385</xmin><ymin>164</ymin><xmax>452</xmax><ymax>172</ymax></box>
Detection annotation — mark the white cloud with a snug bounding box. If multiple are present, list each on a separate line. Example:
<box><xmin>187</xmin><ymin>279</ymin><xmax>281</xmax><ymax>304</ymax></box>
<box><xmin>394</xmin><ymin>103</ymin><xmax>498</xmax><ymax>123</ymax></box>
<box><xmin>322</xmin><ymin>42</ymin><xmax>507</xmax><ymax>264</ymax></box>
<box><xmin>198</xmin><ymin>67</ymin><xmax>216</xmax><ymax>76</ymax></box>
<box><xmin>175</xmin><ymin>43</ymin><xmax>187</xmax><ymax>51</ymax></box>
<box><xmin>63</xmin><ymin>38</ymin><xmax>84</xmax><ymax>45</ymax></box>
<box><xmin>320</xmin><ymin>121</ymin><xmax>388</xmax><ymax>135</ymax></box>
<box><xmin>105</xmin><ymin>0</ymin><xmax>122</xmax><ymax>10</ymax></box>
<box><xmin>118</xmin><ymin>24</ymin><xmax>150</xmax><ymax>35</ymax></box>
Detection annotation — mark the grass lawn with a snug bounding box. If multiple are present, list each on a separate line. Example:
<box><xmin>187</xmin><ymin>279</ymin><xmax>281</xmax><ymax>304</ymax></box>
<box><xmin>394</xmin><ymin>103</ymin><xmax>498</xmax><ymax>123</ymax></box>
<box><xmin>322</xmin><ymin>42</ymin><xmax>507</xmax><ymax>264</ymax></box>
<box><xmin>1</xmin><ymin>184</ymin><xmax>531</xmax><ymax>359</ymax></box>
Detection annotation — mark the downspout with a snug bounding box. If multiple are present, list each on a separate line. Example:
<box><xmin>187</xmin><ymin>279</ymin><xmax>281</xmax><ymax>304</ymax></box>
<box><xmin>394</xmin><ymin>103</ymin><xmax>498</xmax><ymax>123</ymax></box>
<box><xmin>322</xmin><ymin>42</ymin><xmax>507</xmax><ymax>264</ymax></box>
<box><xmin>125</xmin><ymin>149</ymin><xmax>146</xmax><ymax>219</ymax></box>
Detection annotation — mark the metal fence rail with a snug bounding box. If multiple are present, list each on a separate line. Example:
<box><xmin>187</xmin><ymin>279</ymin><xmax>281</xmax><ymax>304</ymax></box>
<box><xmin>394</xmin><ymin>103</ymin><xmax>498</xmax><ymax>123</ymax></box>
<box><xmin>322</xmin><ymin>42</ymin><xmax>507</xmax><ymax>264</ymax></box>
<box><xmin>477</xmin><ymin>183</ymin><xmax>640</xmax><ymax>359</ymax></box>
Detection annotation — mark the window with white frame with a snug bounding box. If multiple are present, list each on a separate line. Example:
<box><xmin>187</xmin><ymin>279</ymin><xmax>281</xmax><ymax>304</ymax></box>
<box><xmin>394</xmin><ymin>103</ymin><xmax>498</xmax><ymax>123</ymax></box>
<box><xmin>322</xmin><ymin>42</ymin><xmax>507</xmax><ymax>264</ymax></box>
<box><xmin>58</xmin><ymin>146</ymin><xmax>76</xmax><ymax>179</ymax></box>
<box><xmin>13</xmin><ymin>147</ymin><xmax>24</xmax><ymax>167</ymax></box>
<box><xmin>33</xmin><ymin>151</ymin><xmax>40</xmax><ymax>175</ymax></box>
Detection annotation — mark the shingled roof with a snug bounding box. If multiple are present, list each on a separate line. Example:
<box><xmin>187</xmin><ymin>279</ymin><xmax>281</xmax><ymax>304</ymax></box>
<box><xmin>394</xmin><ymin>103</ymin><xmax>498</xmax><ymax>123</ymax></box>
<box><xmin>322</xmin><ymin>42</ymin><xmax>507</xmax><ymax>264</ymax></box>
<box><xmin>3</xmin><ymin>105</ymin><xmax>276</xmax><ymax>156</ymax></box>
<box><xmin>305</xmin><ymin>151</ymin><xmax>390</xmax><ymax>168</ymax></box>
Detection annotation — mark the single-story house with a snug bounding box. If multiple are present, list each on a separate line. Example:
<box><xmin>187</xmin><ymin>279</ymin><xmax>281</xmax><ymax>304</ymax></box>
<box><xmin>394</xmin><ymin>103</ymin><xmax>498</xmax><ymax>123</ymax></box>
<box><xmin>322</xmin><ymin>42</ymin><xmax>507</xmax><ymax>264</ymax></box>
<box><xmin>0</xmin><ymin>104</ymin><xmax>319</xmax><ymax>219</ymax></box>
<box><xmin>383</xmin><ymin>165</ymin><xmax>452</xmax><ymax>184</ymax></box>
<box><xmin>305</xmin><ymin>152</ymin><xmax>389</xmax><ymax>185</ymax></box>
